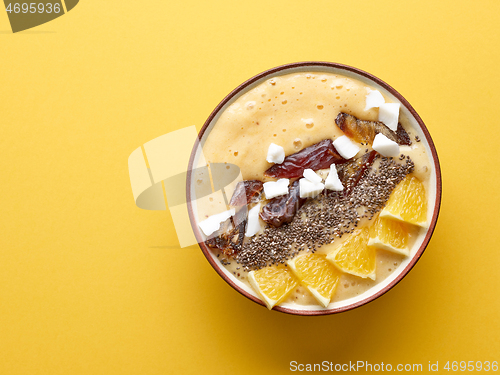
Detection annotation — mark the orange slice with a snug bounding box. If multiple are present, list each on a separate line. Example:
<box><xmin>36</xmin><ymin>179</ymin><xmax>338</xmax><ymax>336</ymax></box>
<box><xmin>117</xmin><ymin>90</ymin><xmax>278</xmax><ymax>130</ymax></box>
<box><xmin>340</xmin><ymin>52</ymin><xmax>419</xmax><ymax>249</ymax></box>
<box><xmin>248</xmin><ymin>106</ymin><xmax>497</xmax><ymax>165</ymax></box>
<box><xmin>368</xmin><ymin>216</ymin><xmax>410</xmax><ymax>256</ymax></box>
<box><xmin>248</xmin><ymin>265</ymin><xmax>298</xmax><ymax>309</ymax></box>
<box><xmin>380</xmin><ymin>174</ymin><xmax>428</xmax><ymax>227</ymax></box>
<box><xmin>288</xmin><ymin>253</ymin><xmax>342</xmax><ymax>307</ymax></box>
<box><xmin>326</xmin><ymin>228</ymin><xmax>376</xmax><ymax>280</ymax></box>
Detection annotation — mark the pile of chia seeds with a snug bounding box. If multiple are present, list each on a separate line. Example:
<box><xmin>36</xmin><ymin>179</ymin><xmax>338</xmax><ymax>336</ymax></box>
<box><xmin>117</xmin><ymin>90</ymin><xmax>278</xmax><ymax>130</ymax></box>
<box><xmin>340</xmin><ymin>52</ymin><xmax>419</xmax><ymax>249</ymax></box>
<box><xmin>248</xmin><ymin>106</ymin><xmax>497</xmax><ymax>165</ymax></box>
<box><xmin>235</xmin><ymin>156</ymin><xmax>415</xmax><ymax>271</ymax></box>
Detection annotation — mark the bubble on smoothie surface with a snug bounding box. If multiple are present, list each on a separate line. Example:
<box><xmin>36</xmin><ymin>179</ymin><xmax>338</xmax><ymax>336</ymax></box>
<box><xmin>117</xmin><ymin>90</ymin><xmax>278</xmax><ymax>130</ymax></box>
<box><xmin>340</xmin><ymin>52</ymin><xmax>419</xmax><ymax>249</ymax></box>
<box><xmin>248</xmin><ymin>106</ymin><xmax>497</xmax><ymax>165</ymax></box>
<box><xmin>302</xmin><ymin>118</ymin><xmax>314</xmax><ymax>129</ymax></box>
<box><xmin>246</xmin><ymin>101</ymin><xmax>256</xmax><ymax>110</ymax></box>
<box><xmin>293</xmin><ymin>138</ymin><xmax>303</xmax><ymax>149</ymax></box>
<box><xmin>317</xmin><ymin>105</ymin><xmax>324</xmax><ymax>110</ymax></box>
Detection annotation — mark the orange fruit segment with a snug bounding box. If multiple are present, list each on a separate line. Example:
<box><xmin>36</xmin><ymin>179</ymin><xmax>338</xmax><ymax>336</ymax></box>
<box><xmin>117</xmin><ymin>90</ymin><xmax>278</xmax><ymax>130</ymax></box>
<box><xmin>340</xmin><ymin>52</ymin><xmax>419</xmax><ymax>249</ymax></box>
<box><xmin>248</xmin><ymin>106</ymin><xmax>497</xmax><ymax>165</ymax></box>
<box><xmin>380</xmin><ymin>174</ymin><xmax>428</xmax><ymax>227</ymax></box>
<box><xmin>368</xmin><ymin>216</ymin><xmax>410</xmax><ymax>256</ymax></box>
<box><xmin>248</xmin><ymin>265</ymin><xmax>298</xmax><ymax>310</ymax></box>
<box><xmin>287</xmin><ymin>253</ymin><xmax>342</xmax><ymax>307</ymax></box>
<box><xmin>326</xmin><ymin>228</ymin><xmax>376</xmax><ymax>280</ymax></box>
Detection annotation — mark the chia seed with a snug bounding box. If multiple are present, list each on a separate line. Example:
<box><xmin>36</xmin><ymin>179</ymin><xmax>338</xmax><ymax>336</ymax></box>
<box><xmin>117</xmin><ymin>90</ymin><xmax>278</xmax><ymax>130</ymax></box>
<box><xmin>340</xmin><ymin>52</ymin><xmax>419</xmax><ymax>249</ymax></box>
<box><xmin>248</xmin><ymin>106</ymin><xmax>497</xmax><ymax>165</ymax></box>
<box><xmin>234</xmin><ymin>156</ymin><xmax>415</xmax><ymax>271</ymax></box>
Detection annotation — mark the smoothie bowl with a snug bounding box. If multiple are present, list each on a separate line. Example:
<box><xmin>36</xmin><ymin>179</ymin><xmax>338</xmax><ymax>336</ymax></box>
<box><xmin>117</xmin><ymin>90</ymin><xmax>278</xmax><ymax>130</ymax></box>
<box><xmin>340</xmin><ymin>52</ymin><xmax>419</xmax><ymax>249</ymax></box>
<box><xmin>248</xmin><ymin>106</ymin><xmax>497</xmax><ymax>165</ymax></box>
<box><xmin>186</xmin><ymin>62</ymin><xmax>441</xmax><ymax>315</ymax></box>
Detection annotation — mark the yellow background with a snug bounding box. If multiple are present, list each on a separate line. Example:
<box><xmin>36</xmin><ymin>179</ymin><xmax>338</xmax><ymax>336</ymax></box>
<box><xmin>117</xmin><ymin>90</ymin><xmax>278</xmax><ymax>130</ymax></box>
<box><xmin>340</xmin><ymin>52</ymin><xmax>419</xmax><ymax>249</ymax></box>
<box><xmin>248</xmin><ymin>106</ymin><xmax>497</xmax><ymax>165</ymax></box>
<box><xmin>1</xmin><ymin>1</ymin><xmax>499</xmax><ymax>374</ymax></box>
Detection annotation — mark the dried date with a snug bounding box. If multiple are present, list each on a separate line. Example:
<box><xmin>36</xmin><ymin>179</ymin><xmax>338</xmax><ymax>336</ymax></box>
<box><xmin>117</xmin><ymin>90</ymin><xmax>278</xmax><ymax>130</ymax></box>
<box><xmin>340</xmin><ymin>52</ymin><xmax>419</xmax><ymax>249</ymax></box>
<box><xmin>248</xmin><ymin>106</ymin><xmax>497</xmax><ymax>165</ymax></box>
<box><xmin>335</xmin><ymin>112</ymin><xmax>411</xmax><ymax>146</ymax></box>
<box><xmin>336</xmin><ymin>150</ymin><xmax>377</xmax><ymax>196</ymax></box>
<box><xmin>264</xmin><ymin>139</ymin><xmax>347</xmax><ymax>179</ymax></box>
<box><xmin>260</xmin><ymin>180</ymin><xmax>306</xmax><ymax>227</ymax></box>
<box><xmin>229</xmin><ymin>180</ymin><xmax>264</xmax><ymax>206</ymax></box>
<box><xmin>205</xmin><ymin>208</ymin><xmax>247</xmax><ymax>256</ymax></box>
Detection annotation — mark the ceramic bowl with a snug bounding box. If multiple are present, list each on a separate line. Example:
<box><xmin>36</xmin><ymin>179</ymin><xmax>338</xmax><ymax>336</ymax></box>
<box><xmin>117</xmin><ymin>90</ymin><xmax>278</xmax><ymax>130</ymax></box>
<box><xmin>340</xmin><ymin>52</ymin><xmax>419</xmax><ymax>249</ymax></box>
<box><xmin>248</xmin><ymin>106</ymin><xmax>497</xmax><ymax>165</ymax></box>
<box><xmin>186</xmin><ymin>62</ymin><xmax>441</xmax><ymax>315</ymax></box>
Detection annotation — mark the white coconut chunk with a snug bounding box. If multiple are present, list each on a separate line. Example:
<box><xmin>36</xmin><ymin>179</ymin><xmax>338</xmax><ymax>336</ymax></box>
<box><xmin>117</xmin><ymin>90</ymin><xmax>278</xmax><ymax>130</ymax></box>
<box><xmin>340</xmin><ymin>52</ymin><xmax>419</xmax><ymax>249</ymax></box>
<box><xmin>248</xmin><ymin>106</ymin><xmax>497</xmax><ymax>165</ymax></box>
<box><xmin>299</xmin><ymin>178</ymin><xmax>324</xmax><ymax>199</ymax></box>
<box><xmin>324</xmin><ymin>164</ymin><xmax>344</xmax><ymax>191</ymax></box>
<box><xmin>245</xmin><ymin>203</ymin><xmax>262</xmax><ymax>237</ymax></box>
<box><xmin>266</xmin><ymin>143</ymin><xmax>285</xmax><ymax>164</ymax></box>
<box><xmin>365</xmin><ymin>89</ymin><xmax>385</xmax><ymax>110</ymax></box>
<box><xmin>333</xmin><ymin>135</ymin><xmax>360</xmax><ymax>159</ymax></box>
<box><xmin>198</xmin><ymin>208</ymin><xmax>236</xmax><ymax>237</ymax></box>
<box><xmin>378</xmin><ymin>103</ymin><xmax>400</xmax><ymax>131</ymax></box>
<box><xmin>303</xmin><ymin>168</ymin><xmax>322</xmax><ymax>183</ymax></box>
<box><xmin>372</xmin><ymin>133</ymin><xmax>400</xmax><ymax>157</ymax></box>
<box><xmin>263</xmin><ymin>178</ymin><xmax>289</xmax><ymax>199</ymax></box>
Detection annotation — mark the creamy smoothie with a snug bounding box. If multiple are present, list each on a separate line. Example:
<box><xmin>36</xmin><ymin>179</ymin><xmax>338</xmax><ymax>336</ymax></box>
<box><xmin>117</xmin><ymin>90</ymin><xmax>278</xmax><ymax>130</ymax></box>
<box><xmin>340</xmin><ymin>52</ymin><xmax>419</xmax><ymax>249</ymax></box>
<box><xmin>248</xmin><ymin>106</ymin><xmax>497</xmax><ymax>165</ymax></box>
<box><xmin>196</xmin><ymin>72</ymin><xmax>431</xmax><ymax>308</ymax></box>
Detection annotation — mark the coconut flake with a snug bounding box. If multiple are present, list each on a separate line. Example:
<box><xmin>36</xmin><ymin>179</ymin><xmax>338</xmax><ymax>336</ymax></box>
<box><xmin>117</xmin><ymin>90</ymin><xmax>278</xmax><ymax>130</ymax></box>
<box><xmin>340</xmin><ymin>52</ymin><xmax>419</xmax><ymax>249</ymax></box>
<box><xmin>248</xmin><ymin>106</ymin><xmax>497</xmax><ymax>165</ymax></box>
<box><xmin>324</xmin><ymin>164</ymin><xmax>344</xmax><ymax>191</ymax></box>
<box><xmin>372</xmin><ymin>133</ymin><xmax>400</xmax><ymax>157</ymax></box>
<box><xmin>198</xmin><ymin>208</ymin><xmax>236</xmax><ymax>237</ymax></box>
<box><xmin>333</xmin><ymin>135</ymin><xmax>360</xmax><ymax>159</ymax></box>
<box><xmin>378</xmin><ymin>103</ymin><xmax>400</xmax><ymax>131</ymax></box>
<box><xmin>245</xmin><ymin>203</ymin><xmax>262</xmax><ymax>237</ymax></box>
<box><xmin>303</xmin><ymin>168</ymin><xmax>322</xmax><ymax>183</ymax></box>
<box><xmin>263</xmin><ymin>178</ymin><xmax>289</xmax><ymax>199</ymax></box>
<box><xmin>266</xmin><ymin>143</ymin><xmax>285</xmax><ymax>164</ymax></box>
<box><xmin>365</xmin><ymin>89</ymin><xmax>385</xmax><ymax>110</ymax></box>
<box><xmin>299</xmin><ymin>178</ymin><xmax>324</xmax><ymax>198</ymax></box>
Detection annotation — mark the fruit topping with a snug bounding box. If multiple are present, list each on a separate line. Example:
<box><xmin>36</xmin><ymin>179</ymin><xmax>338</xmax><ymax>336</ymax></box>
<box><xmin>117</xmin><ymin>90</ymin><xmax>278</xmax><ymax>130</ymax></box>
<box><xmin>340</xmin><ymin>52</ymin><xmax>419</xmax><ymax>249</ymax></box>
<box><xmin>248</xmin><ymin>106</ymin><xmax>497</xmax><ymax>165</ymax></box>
<box><xmin>245</xmin><ymin>203</ymin><xmax>263</xmax><ymax>237</ymax></box>
<box><xmin>365</xmin><ymin>89</ymin><xmax>385</xmax><ymax>110</ymax></box>
<box><xmin>336</xmin><ymin>150</ymin><xmax>377</xmax><ymax>196</ymax></box>
<box><xmin>205</xmin><ymin>208</ymin><xmax>247</xmax><ymax>256</ymax></box>
<box><xmin>380</xmin><ymin>174</ymin><xmax>427</xmax><ymax>227</ymax></box>
<box><xmin>248</xmin><ymin>265</ymin><xmax>298</xmax><ymax>309</ymax></box>
<box><xmin>335</xmin><ymin>112</ymin><xmax>411</xmax><ymax>146</ymax></box>
<box><xmin>229</xmin><ymin>180</ymin><xmax>264</xmax><ymax>206</ymax></box>
<box><xmin>324</xmin><ymin>164</ymin><xmax>344</xmax><ymax>191</ymax></box>
<box><xmin>368</xmin><ymin>216</ymin><xmax>410</xmax><ymax>256</ymax></box>
<box><xmin>288</xmin><ymin>253</ymin><xmax>342</xmax><ymax>307</ymax></box>
<box><xmin>299</xmin><ymin>169</ymin><xmax>325</xmax><ymax>198</ymax></box>
<box><xmin>303</xmin><ymin>168</ymin><xmax>322</xmax><ymax>183</ymax></box>
<box><xmin>326</xmin><ymin>227</ymin><xmax>376</xmax><ymax>280</ymax></box>
<box><xmin>198</xmin><ymin>208</ymin><xmax>235</xmax><ymax>236</ymax></box>
<box><xmin>264</xmin><ymin>139</ymin><xmax>347</xmax><ymax>179</ymax></box>
<box><xmin>299</xmin><ymin>178</ymin><xmax>325</xmax><ymax>199</ymax></box>
<box><xmin>378</xmin><ymin>103</ymin><xmax>400</xmax><ymax>131</ymax></box>
<box><xmin>372</xmin><ymin>133</ymin><xmax>400</xmax><ymax>157</ymax></box>
<box><xmin>260</xmin><ymin>180</ymin><xmax>306</xmax><ymax>227</ymax></box>
<box><xmin>263</xmin><ymin>178</ymin><xmax>290</xmax><ymax>199</ymax></box>
<box><xmin>333</xmin><ymin>135</ymin><xmax>361</xmax><ymax>159</ymax></box>
<box><xmin>396</xmin><ymin>123</ymin><xmax>412</xmax><ymax>146</ymax></box>
<box><xmin>266</xmin><ymin>143</ymin><xmax>285</xmax><ymax>164</ymax></box>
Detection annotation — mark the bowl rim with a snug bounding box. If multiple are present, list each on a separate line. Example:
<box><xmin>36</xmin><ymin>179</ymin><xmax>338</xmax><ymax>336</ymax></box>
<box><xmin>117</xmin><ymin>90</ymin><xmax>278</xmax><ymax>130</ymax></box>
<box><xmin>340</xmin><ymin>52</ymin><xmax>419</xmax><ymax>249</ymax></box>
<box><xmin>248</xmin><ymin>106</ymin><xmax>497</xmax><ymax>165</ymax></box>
<box><xmin>186</xmin><ymin>61</ymin><xmax>442</xmax><ymax>315</ymax></box>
